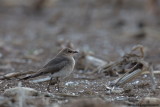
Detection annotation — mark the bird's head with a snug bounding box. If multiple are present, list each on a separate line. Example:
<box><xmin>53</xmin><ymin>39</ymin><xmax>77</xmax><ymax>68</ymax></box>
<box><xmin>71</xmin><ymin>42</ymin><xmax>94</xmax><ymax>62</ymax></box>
<box><xmin>59</xmin><ymin>47</ymin><xmax>79</xmax><ymax>57</ymax></box>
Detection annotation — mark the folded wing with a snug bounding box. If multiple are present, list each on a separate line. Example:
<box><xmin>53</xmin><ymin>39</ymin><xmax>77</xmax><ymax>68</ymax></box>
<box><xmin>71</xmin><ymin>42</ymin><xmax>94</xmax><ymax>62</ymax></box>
<box><xmin>21</xmin><ymin>56</ymin><xmax>69</xmax><ymax>80</ymax></box>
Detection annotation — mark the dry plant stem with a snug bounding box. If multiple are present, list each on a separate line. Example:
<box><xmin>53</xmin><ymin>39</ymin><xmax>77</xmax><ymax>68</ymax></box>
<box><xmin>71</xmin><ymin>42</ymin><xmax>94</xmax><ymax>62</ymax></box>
<box><xmin>114</xmin><ymin>69</ymin><xmax>142</xmax><ymax>87</ymax></box>
<box><xmin>86</xmin><ymin>55</ymin><xmax>107</xmax><ymax>73</ymax></box>
<box><xmin>113</xmin><ymin>65</ymin><xmax>156</xmax><ymax>90</ymax></box>
<box><xmin>0</xmin><ymin>71</ymin><xmax>35</xmax><ymax>80</ymax></box>
<box><xmin>29</xmin><ymin>74</ymin><xmax>103</xmax><ymax>84</ymax></box>
<box><xmin>131</xmin><ymin>45</ymin><xmax>144</xmax><ymax>58</ymax></box>
<box><xmin>30</xmin><ymin>77</ymin><xmax>51</xmax><ymax>83</ymax></box>
<box><xmin>102</xmin><ymin>45</ymin><xmax>144</xmax><ymax>74</ymax></box>
<box><xmin>114</xmin><ymin>63</ymin><xmax>140</xmax><ymax>86</ymax></box>
<box><xmin>142</xmin><ymin>70</ymin><xmax>160</xmax><ymax>74</ymax></box>
<box><xmin>103</xmin><ymin>45</ymin><xmax>157</xmax><ymax>90</ymax></box>
<box><xmin>18</xmin><ymin>82</ymin><xmax>25</xmax><ymax>107</ymax></box>
<box><xmin>148</xmin><ymin>66</ymin><xmax>157</xmax><ymax>90</ymax></box>
<box><xmin>76</xmin><ymin>52</ymin><xmax>107</xmax><ymax>74</ymax></box>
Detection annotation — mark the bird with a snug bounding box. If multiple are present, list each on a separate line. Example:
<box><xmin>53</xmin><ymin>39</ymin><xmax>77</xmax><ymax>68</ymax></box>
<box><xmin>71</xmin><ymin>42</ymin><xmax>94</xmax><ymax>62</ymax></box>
<box><xmin>20</xmin><ymin>47</ymin><xmax>78</xmax><ymax>91</ymax></box>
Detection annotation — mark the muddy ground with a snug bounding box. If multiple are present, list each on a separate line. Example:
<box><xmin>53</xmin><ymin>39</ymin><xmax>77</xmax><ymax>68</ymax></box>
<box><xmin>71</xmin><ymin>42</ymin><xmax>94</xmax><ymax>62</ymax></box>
<box><xmin>0</xmin><ymin>0</ymin><xmax>160</xmax><ymax>107</ymax></box>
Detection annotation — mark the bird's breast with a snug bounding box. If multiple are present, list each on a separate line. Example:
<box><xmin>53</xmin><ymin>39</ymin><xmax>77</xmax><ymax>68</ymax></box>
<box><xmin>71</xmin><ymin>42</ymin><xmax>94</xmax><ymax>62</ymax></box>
<box><xmin>61</xmin><ymin>57</ymin><xmax>75</xmax><ymax>77</ymax></box>
<box><xmin>51</xmin><ymin>57</ymin><xmax>75</xmax><ymax>78</ymax></box>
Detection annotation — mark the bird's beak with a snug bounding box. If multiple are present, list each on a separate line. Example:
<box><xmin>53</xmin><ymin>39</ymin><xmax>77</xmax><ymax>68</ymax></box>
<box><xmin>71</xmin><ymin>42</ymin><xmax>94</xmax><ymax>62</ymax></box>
<box><xmin>73</xmin><ymin>50</ymin><xmax>79</xmax><ymax>53</ymax></box>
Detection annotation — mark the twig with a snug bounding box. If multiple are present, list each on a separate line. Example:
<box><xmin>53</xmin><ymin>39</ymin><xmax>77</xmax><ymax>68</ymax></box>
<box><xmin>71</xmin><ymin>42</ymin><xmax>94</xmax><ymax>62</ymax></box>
<box><xmin>29</xmin><ymin>77</ymin><xmax>51</xmax><ymax>83</ymax></box>
<box><xmin>0</xmin><ymin>71</ymin><xmax>35</xmax><ymax>80</ymax></box>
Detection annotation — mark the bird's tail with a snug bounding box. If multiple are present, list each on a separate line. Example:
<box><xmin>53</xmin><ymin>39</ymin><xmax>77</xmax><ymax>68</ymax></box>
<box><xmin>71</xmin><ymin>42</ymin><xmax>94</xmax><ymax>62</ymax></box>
<box><xmin>20</xmin><ymin>69</ymin><xmax>45</xmax><ymax>80</ymax></box>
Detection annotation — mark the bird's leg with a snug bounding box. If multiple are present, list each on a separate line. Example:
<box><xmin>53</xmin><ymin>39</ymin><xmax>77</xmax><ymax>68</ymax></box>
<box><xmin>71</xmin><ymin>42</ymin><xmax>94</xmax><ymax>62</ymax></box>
<box><xmin>47</xmin><ymin>77</ymin><xmax>60</xmax><ymax>92</ymax></box>
<box><xmin>47</xmin><ymin>77</ymin><xmax>53</xmax><ymax>92</ymax></box>
<box><xmin>55</xmin><ymin>77</ymin><xmax>60</xmax><ymax>91</ymax></box>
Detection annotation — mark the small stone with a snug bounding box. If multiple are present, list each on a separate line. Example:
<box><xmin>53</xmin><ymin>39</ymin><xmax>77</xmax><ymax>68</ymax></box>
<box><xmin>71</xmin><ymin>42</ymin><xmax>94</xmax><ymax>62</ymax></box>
<box><xmin>4</xmin><ymin>87</ymin><xmax>39</xmax><ymax>97</ymax></box>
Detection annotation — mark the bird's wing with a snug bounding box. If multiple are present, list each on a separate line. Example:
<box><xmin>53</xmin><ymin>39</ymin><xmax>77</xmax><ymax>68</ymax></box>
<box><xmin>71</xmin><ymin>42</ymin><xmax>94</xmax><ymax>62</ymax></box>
<box><xmin>20</xmin><ymin>56</ymin><xmax>69</xmax><ymax>80</ymax></box>
<box><xmin>43</xmin><ymin>56</ymin><xmax>70</xmax><ymax>68</ymax></box>
<box><xmin>42</xmin><ymin>56</ymin><xmax>70</xmax><ymax>74</ymax></box>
